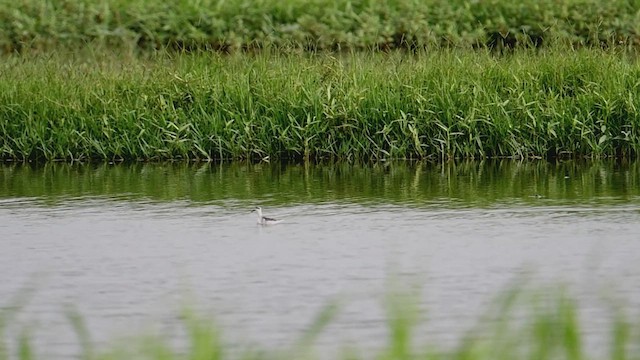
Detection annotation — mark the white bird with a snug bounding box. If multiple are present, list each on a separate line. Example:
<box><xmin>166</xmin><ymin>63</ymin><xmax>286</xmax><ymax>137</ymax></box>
<box><xmin>251</xmin><ymin>206</ymin><xmax>283</xmax><ymax>225</ymax></box>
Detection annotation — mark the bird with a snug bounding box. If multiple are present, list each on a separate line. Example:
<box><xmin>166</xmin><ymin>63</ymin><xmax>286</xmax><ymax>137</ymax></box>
<box><xmin>251</xmin><ymin>206</ymin><xmax>283</xmax><ymax>225</ymax></box>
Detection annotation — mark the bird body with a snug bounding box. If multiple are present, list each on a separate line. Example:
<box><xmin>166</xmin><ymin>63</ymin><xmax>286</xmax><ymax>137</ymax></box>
<box><xmin>251</xmin><ymin>206</ymin><xmax>283</xmax><ymax>225</ymax></box>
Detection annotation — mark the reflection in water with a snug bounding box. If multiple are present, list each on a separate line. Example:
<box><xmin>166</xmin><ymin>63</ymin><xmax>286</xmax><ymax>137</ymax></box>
<box><xmin>1</xmin><ymin>160</ymin><xmax>639</xmax><ymax>206</ymax></box>
<box><xmin>1</xmin><ymin>160</ymin><xmax>640</xmax><ymax>359</ymax></box>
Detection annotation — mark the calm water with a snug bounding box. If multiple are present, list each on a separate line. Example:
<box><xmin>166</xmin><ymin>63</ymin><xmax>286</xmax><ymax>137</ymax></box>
<box><xmin>1</xmin><ymin>160</ymin><xmax>640</xmax><ymax>358</ymax></box>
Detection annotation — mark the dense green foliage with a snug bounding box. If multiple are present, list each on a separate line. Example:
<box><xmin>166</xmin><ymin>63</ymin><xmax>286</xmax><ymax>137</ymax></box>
<box><xmin>1</xmin><ymin>0</ymin><xmax>640</xmax><ymax>53</ymax></box>
<box><xmin>1</xmin><ymin>49</ymin><xmax>639</xmax><ymax>161</ymax></box>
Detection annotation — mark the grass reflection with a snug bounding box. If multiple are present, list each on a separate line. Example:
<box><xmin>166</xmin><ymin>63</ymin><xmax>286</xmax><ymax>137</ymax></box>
<box><xmin>1</xmin><ymin>160</ymin><xmax>639</xmax><ymax>207</ymax></box>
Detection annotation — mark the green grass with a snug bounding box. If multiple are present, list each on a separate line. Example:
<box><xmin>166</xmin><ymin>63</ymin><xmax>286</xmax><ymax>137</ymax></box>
<box><xmin>2</xmin><ymin>283</ymin><xmax>639</xmax><ymax>360</ymax></box>
<box><xmin>1</xmin><ymin>48</ymin><xmax>640</xmax><ymax>161</ymax></box>
<box><xmin>1</xmin><ymin>0</ymin><xmax>640</xmax><ymax>53</ymax></box>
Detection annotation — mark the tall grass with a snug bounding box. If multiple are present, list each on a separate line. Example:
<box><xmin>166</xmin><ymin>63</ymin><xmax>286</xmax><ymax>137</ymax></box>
<box><xmin>2</xmin><ymin>284</ymin><xmax>640</xmax><ymax>360</ymax></box>
<box><xmin>1</xmin><ymin>0</ymin><xmax>640</xmax><ymax>53</ymax></box>
<box><xmin>1</xmin><ymin>48</ymin><xmax>639</xmax><ymax>161</ymax></box>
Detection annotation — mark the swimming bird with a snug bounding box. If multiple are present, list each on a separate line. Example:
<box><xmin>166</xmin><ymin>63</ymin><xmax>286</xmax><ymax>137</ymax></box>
<box><xmin>251</xmin><ymin>206</ymin><xmax>283</xmax><ymax>225</ymax></box>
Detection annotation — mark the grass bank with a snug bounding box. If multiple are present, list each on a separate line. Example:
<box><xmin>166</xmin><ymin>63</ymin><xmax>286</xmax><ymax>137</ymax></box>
<box><xmin>1</xmin><ymin>0</ymin><xmax>640</xmax><ymax>53</ymax></box>
<box><xmin>1</xmin><ymin>283</ymin><xmax>638</xmax><ymax>360</ymax></box>
<box><xmin>2</xmin><ymin>48</ymin><xmax>640</xmax><ymax>161</ymax></box>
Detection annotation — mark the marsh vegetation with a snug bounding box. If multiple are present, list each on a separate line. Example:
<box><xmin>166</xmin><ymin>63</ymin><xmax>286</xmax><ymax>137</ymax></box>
<box><xmin>2</xmin><ymin>0</ymin><xmax>640</xmax><ymax>53</ymax></box>
<box><xmin>2</xmin><ymin>49</ymin><xmax>639</xmax><ymax>161</ymax></box>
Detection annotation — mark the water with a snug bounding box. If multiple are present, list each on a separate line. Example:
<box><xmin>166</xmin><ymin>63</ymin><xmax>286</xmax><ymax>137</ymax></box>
<box><xmin>1</xmin><ymin>160</ymin><xmax>640</xmax><ymax>358</ymax></box>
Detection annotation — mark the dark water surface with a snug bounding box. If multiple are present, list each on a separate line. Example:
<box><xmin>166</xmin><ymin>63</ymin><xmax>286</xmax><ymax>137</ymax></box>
<box><xmin>1</xmin><ymin>161</ymin><xmax>640</xmax><ymax>358</ymax></box>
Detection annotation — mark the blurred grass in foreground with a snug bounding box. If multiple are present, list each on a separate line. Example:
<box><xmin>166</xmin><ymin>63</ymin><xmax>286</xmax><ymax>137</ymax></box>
<box><xmin>1</xmin><ymin>282</ymin><xmax>638</xmax><ymax>360</ymax></box>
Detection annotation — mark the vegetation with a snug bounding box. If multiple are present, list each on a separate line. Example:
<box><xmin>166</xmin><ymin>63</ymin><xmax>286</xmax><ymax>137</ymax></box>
<box><xmin>2</xmin><ymin>0</ymin><xmax>640</xmax><ymax>162</ymax></box>
<box><xmin>1</xmin><ymin>48</ymin><xmax>640</xmax><ymax>162</ymax></box>
<box><xmin>1</xmin><ymin>0</ymin><xmax>640</xmax><ymax>53</ymax></box>
<box><xmin>1</xmin><ymin>283</ymin><xmax>638</xmax><ymax>360</ymax></box>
